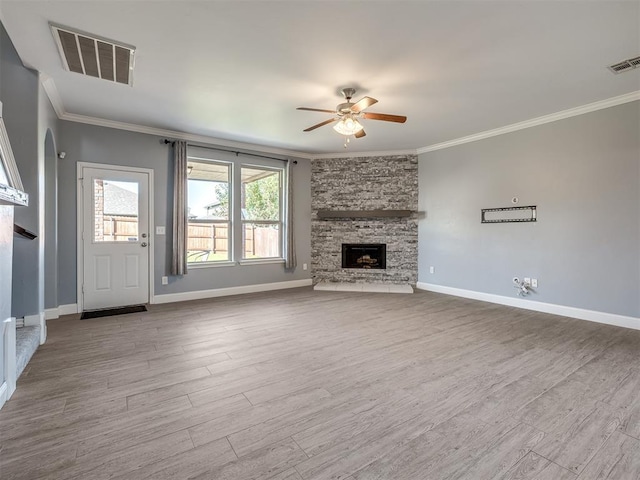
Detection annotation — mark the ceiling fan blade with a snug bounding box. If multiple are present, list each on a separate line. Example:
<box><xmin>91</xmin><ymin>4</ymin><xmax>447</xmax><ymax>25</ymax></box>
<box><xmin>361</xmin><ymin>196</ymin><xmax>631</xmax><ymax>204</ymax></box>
<box><xmin>297</xmin><ymin>107</ymin><xmax>336</xmax><ymax>114</ymax></box>
<box><xmin>303</xmin><ymin>118</ymin><xmax>337</xmax><ymax>132</ymax></box>
<box><xmin>350</xmin><ymin>96</ymin><xmax>378</xmax><ymax>113</ymax></box>
<box><xmin>354</xmin><ymin>129</ymin><xmax>366</xmax><ymax>139</ymax></box>
<box><xmin>361</xmin><ymin>112</ymin><xmax>407</xmax><ymax>123</ymax></box>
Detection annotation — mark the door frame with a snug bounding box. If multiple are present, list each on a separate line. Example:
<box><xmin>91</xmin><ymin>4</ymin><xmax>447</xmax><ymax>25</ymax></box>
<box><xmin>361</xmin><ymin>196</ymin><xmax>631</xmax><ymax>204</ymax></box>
<box><xmin>76</xmin><ymin>162</ymin><xmax>155</xmax><ymax>312</ymax></box>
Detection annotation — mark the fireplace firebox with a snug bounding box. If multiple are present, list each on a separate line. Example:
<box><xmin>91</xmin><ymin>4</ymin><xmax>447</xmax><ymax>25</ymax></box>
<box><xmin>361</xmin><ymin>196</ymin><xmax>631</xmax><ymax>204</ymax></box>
<box><xmin>342</xmin><ymin>244</ymin><xmax>386</xmax><ymax>269</ymax></box>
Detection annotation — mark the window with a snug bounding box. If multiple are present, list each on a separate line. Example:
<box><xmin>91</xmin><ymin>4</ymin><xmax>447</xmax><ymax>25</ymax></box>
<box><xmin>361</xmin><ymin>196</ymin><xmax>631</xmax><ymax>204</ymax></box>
<box><xmin>187</xmin><ymin>160</ymin><xmax>231</xmax><ymax>264</ymax></box>
<box><xmin>186</xmin><ymin>148</ymin><xmax>286</xmax><ymax>266</ymax></box>
<box><xmin>241</xmin><ymin>166</ymin><xmax>282</xmax><ymax>259</ymax></box>
<box><xmin>94</xmin><ymin>179</ymin><xmax>139</xmax><ymax>242</ymax></box>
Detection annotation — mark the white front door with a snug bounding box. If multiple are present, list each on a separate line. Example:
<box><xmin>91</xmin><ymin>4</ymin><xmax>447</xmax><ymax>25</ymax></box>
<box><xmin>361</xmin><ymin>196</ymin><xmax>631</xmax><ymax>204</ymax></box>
<box><xmin>81</xmin><ymin>166</ymin><xmax>150</xmax><ymax>310</ymax></box>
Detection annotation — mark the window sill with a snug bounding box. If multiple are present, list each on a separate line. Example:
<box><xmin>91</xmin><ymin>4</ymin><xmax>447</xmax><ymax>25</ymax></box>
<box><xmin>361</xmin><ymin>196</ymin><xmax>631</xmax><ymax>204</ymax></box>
<box><xmin>239</xmin><ymin>258</ymin><xmax>285</xmax><ymax>266</ymax></box>
<box><xmin>187</xmin><ymin>261</ymin><xmax>236</xmax><ymax>269</ymax></box>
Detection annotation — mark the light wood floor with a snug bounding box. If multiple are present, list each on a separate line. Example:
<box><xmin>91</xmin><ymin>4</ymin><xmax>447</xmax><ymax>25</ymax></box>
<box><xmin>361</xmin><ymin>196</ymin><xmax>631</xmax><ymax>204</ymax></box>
<box><xmin>2</xmin><ymin>288</ymin><xmax>640</xmax><ymax>480</ymax></box>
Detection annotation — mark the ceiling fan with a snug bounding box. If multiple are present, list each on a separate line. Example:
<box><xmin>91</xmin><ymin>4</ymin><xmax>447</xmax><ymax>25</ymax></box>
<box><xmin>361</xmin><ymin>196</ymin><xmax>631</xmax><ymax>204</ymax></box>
<box><xmin>297</xmin><ymin>88</ymin><xmax>407</xmax><ymax>144</ymax></box>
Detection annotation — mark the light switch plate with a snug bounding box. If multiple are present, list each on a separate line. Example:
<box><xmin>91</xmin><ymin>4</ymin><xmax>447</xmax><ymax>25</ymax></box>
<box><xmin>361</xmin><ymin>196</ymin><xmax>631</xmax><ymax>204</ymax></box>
<box><xmin>156</xmin><ymin>226</ymin><xmax>166</xmax><ymax>235</ymax></box>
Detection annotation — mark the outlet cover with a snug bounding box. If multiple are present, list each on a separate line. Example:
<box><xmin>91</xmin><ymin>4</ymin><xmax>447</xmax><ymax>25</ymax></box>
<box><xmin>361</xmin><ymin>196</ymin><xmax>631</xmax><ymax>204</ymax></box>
<box><xmin>531</xmin><ymin>278</ymin><xmax>538</xmax><ymax>288</ymax></box>
<box><xmin>524</xmin><ymin>277</ymin><xmax>531</xmax><ymax>286</ymax></box>
<box><xmin>161</xmin><ymin>276</ymin><xmax>168</xmax><ymax>285</ymax></box>
<box><xmin>156</xmin><ymin>226</ymin><xmax>166</xmax><ymax>235</ymax></box>
<box><xmin>429</xmin><ymin>266</ymin><xmax>435</xmax><ymax>274</ymax></box>
<box><xmin>303</xmin><ymin>263</ymin><xmax>308</xmax><ymax>271</ymax></box>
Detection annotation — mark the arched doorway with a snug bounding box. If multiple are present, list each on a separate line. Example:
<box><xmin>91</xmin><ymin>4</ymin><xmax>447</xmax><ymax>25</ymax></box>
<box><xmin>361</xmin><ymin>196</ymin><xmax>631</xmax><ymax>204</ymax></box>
<box><xmin>44</xmin><ymin>129</ymin><xmax>57</xmax><ymax>313</ymax></box>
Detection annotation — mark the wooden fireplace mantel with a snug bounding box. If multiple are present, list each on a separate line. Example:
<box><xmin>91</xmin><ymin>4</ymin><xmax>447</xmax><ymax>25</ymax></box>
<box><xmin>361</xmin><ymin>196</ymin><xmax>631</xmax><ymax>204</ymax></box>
<box><xmin>316</xmin><ymin>209</ymin><xmax>413</xmax><ymax>219</ymax></box>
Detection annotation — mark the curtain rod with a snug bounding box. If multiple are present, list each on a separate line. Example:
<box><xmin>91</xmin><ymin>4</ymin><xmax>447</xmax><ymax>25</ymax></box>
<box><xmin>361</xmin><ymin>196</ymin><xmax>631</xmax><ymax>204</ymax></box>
<box><xmin>163</xmin><ymin>139</ymin><xmax>297</xmax><ymax>164</ymax></box>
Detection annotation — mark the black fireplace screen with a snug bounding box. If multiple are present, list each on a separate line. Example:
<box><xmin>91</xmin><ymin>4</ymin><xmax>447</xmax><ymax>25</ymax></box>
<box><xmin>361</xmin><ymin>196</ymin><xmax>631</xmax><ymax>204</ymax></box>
<box><xmin>342</xmin><ymin>244</ymin><xmax>386</xmax><ymax>269</ymax></box>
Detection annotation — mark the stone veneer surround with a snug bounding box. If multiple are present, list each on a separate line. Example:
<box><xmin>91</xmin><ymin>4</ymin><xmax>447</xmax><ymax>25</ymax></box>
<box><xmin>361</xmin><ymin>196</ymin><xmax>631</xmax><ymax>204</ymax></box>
<box><xmin>311</xmin><ymin>154</ymin><xmax>418</xmax><ymax>285</ymax></box>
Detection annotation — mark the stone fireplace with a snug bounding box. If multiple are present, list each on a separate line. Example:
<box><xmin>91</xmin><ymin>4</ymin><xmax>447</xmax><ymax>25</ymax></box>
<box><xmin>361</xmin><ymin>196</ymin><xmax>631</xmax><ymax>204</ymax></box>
<box><xmin>311</xmin><ymin>154</ymin><xmax>418</xmax><ymax>286</ymax></box>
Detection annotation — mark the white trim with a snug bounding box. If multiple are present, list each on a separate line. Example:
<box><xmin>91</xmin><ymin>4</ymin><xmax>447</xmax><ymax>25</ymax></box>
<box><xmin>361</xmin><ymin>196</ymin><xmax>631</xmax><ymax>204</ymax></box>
<box><xmin>0</xmin><ymin>382</ymin><xmax>7</xmax><ymax>411</ymax></box>
<box><xmin>77</xmin><ymin>162</ymin><xmax>154</xmax><ymax>313</ymax></box>
<box><xmin>45</xmin><ymin>304</ymin><xmax>79</xmax><ymax>319</ymax></box>
<box><xmin>187</xmin><ymin>261</ymin><xmax>236</xmax><ymax>269</ymax></box>
<box><xmin>416</xmin><ymin>282</ymin><xmax>640</xmax><ymax>331</ymax></box>
<box><xmin>152</xmin><ymin>279</ymin><xmax>312</xmax><ymax>305</ymax></box>
<box><xmin>40</xmin><ymin>75</ymin><xmax>65</xmax><ymax>118</ymax></box>
<box><xmin>238</xmin><ymin>258</ymin><xmax>286</xmax><ymax>266</ymax></box>
<box><xmin>3</xmin><ymin>317</ymin><xmax>16</xmax><ymax>402</ymax></box>
<box><xmin>417</xmin><ymin>91</ymin><xmax>640</xmax><ymax>154</ymax></box>
<box><xmin>60</xmin><ymin>111</ymin><xmax>315</xmax><ymax>160</ymax></box>
<box><xmin>59</xmin><ymin>303</ymin><xmax>79</xmax><ymax>316</ymax></box>
<box><xmin>23</xmin><ymin>313</ymin><xmax>41</xmax><ymax>327</ymax></box>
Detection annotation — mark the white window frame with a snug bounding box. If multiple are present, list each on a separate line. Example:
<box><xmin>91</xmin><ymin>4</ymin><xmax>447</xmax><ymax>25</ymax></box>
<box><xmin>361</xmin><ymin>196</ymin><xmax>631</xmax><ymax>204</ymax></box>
<box><xmin>186</xmin><ymin>148</ymin><xmax>286</xmax><ymax>268</ymax></box>
<box><xmin>186</xmin><ymin>159</ymin><xmax>234</xmax><ymax>267</ymax></box>
<box><xmin>239</xmin><ymin>163</ymin><xmax>284</xmax><ymax>263</ymax></box>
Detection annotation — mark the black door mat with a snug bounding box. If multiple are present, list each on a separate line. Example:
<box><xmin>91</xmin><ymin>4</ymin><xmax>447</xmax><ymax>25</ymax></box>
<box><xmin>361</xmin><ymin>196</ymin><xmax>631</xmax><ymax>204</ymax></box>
<box><xmin>81</xmin><ymin>305</ymin><xmax>147</xmax><ymax>320</ymax></box>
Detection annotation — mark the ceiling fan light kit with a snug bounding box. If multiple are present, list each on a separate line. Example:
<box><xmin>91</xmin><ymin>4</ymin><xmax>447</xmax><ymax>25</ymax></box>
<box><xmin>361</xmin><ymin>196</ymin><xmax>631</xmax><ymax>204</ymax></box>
<box><xmin>297</xmin><ymin>87</ymin><xmax>407</xmax><ymax>148</ymax></box>
<box><xmin>333</xmin><ymin>115</ymin><xmax>364</xmax><ymax>136</ymax></box>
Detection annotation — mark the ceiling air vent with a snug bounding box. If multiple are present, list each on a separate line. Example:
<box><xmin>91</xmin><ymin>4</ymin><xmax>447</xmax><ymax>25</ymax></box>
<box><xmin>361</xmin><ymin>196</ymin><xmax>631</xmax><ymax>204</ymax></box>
<box><xmin>50</xmin><ymin>23</ymin><xmax>135</xmax><ymax>86</ymax></box>
<box><xmin>608</xmin><ymin>56</ymin><xmax>640</xmax><ymax>74</ymax></box>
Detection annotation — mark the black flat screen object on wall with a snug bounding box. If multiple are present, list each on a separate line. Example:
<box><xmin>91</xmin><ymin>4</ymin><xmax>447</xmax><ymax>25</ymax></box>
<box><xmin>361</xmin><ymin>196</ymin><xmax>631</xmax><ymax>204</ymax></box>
<box><xmin>481</xmin><ymin>206</ymin><xmax>537</xmax><ymax>223</ymax></box>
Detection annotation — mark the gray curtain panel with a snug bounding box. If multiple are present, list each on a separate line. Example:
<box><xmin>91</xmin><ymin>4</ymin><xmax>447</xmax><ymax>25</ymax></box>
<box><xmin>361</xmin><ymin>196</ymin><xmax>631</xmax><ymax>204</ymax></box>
<box><xmin>171</xmin><ymin>141</ymin><xmax>188</xmax><ymax>275</ymax></box>
<box><xmin>285</xmin><ymin>160</ymin><xmax>296</xmax><ymax>269</ymax></box>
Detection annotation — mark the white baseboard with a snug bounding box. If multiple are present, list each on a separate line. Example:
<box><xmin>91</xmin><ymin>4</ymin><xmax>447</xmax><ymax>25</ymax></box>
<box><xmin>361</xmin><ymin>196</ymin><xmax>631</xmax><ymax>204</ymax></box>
<box><xmin>45</xmin><ymin>304</ymin><xmax>79</xmax><ymax>320</ymax></box>
<box><xmin>23</xmin><ymin>313</ymin><xmax>41</xmax><ymax>327</ymax></box>
<box><xmin>416</xmin><ymin>282</ymin><xmax>640</xmax><ymax>331</ymax></box>
<box><xmin>3</xmin><ymin>317</ymin><xmax>16</xmax><ymax>403</ymax></box>
<box><xmin>0</xmin><ymin>382</ymin><xmax>7</xmax><ymax>410</ymax></box>
<box><xmin>152</xmin><ymin>279</ymin><xmax>313</xmax><ymax>305</ymax></box>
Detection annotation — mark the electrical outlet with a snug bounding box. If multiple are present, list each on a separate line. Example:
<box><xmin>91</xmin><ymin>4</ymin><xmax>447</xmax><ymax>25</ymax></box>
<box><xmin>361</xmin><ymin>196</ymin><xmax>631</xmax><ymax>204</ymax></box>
<box><xmin>161</xmin><ymin>276</ymin><xmax>168</xmax><ymax>285</ymax></box>
<box><xmin>303</xmin><ymin>263</ymin><xmax>308</xmax><ymax>271</ymax></box>
<box><xmin>524</xmin><ymin>277</ymin><xmax>531</xmax><ymax>286</ymax></box>
<box><xmin>156</xmin><ymin>226</ymin><xmax>166</xmax><ymax>235</ymax></box>
<box><xmin>531</xmin><ymin>278</ymin><xmax>538</xmax><ymax>288</ymax></box>
<box><xmin>429</xmin><ymin>266</ymin><xmax>435</xmax><ymax>274</ymax></box>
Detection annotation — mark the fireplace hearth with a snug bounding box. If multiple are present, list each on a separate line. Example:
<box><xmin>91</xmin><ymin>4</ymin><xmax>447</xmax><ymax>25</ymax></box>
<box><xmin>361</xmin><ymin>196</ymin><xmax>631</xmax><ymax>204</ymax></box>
<box><xmin>342</xmin><ymin>244</ymin><xmax>386</xmax><ymax>269</ymax></box>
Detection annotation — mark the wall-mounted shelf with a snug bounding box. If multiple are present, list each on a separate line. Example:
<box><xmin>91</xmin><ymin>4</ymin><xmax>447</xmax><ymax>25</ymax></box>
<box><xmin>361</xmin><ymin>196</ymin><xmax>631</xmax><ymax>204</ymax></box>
<box><xmin>317</xmin><ymin>210</ymin><xmax>413</xmax><ymax>219</ymax></box>
<box><xmin>13</xmin><ymin>224</ymin><xmax>37</xmax><ymax>240</ymax></box>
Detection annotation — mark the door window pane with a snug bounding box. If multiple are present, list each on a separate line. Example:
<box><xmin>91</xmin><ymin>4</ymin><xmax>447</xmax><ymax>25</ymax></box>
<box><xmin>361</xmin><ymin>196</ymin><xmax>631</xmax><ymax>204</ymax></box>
<box><xmin>187</xmin><ymin>161</ymin><xmax>231</xmax><ymax>263</ymax></box>
<box><xmin>94</xmin><ymin>180</ymin><xmax>139</xmax><ymax>242</ymax></box>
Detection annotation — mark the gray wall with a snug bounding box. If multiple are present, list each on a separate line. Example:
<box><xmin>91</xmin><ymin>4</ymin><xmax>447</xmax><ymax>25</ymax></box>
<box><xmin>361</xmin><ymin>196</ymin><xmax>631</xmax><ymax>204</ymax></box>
<box><xmin>418</xmin><ymin>101</ymin><xmax>640</xmax><ymax>318</ymax></box>
<box><xmin>0</xmin><ymin>23</ymin><xmax>41</xmax><ymax>319</ymax></box>
<box><xmin>58</xmin><ymin>121</ymin><xmax>312</xmax><ymax>306</ymax></box>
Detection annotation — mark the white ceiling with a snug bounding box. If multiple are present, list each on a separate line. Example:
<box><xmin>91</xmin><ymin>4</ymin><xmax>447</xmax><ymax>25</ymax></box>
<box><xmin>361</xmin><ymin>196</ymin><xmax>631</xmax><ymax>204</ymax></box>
<box><xmin>1</xmin><ymin>1</ymin><xmax>639</xmax><ymax>155</ymax></box>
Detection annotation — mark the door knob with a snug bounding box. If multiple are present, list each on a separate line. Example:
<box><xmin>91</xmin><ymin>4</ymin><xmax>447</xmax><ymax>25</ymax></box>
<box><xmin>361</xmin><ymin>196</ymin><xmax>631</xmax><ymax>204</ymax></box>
<box><xmin>141</xmin><ymin>233</ymin><xmax>147</xmax><ymax>238</ymax></box>
<box><xmin>141</xmin><ymin>242</ymin><xmax>148</xmax><ymax>247</ymax></box>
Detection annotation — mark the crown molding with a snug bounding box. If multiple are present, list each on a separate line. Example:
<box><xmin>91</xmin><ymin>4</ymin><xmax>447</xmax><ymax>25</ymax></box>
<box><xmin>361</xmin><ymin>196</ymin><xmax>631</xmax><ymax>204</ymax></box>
<box><xmin>418</xmin><ymin>90</ymin><xmax>640</xmax><ymax>154</ymax></box>
<box><xmin>310</xmin><ymin>149</ymin><xmax>418</xmax><ymax>160</ymax></box>
<box><xmin>40</xmin><ymin>75</ymin><xmax>65</xmax><ymax>118</ymax></box>
<box><xmin>59</xmin><ymin>112</ymin><xmax>316</xmax><ymax>160</ymax></box>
